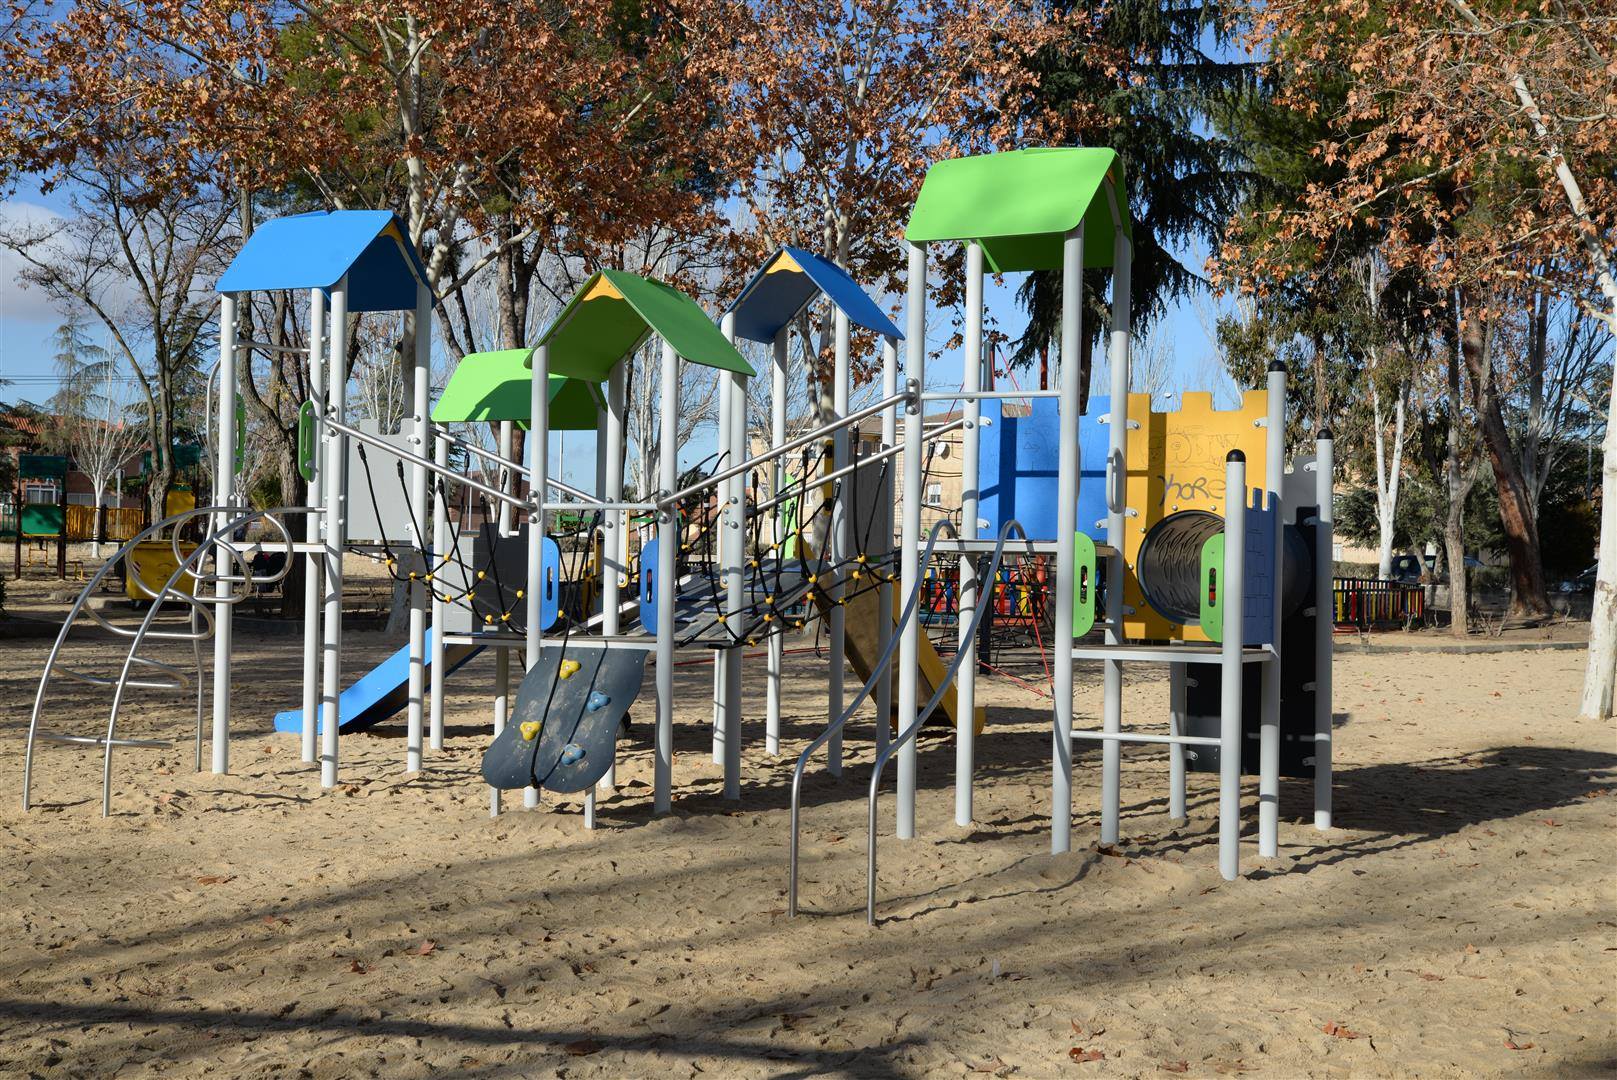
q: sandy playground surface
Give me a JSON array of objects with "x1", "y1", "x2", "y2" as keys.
[{"x1": 1, "y1": 609, "x2": 1614, "y2": 1078}]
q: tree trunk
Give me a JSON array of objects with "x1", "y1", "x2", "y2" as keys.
[
  {"x1": 91, "y1": 490, "x2": 105, "y2": 558},
  {"x1": 1580, "y1": 313, "x2": 1617, "y2": 718},
  {"x1": 1444, "y1": 331, "x2": 1470, "y2": 637},
  {"x1": 1457, "y1": 288, "x2": 1551, "y2": 617}
]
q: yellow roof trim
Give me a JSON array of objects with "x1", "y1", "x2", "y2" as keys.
[
  {"x1": 765, "y1": 251, "x2": 804, "y2": 275},
  {"x1": 582, "y1": 275, "x2": 625, "y2": 302}
]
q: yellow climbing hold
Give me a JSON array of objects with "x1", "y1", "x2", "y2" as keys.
[
  {"x1": 520, "y1": 720, "x2": 541, "y2": 741},
  {"x1": 559, "y1": 659, "x2": 582, "y2": 679}
]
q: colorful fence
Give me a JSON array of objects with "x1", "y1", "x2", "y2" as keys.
[{"x1": 1332, "y1": 577, "x2": 1426, "y2": 630}]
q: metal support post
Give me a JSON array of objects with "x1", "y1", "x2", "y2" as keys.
[
  {"x1": 1219, "y1": 451, "x2": 1247, "y2": 880},
  {"x1": 956, "y1": 241, "x2": 984, "y2": 826},
  {"x1": 897, "y1": 243, "x2": 927, "y2": 839},
  {"x1": 1052, "y1": 228, "x2": 1083, "y2": 852}
]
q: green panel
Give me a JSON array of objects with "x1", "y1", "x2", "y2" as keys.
[
  {"x1": 18, "y1": 453, "x2": 67, "y2": 480},
  {"x1": 1200, "y1": 533, "x2": 1224, "y2": 644},
  {"x1": 904, "y1": 148, "x2": 1129, "y2": 272},
  {"x1": 537, "y1": 270, "x2": 754, "y2": 380},
  {"x1": 432, "y1": 349, "x2": 601, "y2": 430},
  {"x1": 21, "y1": 503, "x2": 64, "y2": 537},
  {"x1": 1071, "y1": 531, "x2": 1098, "y2": 638},
  {"x1": 297, "y1": 400, "x2": 317, "y2": 482}
]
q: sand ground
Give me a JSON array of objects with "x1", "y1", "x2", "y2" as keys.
[{"x1": 1, "y1": 609, "x2": 1613, "y2": 1078}]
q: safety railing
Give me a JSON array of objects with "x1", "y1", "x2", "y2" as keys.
[{"x1": 865, "y1": 518, "x2": 1027, "y2": 925}]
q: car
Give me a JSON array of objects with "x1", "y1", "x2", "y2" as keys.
[{"x1": 1558, "y1": 563, "x2": 1598, "y2": 593}]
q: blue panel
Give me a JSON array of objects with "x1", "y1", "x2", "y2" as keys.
[
  {"x1": 216, "y1": 210, "x2": 428, "y2": 312},
  {"x1": 272, "y1": 626, "x2": 482, "y2": 734},
  {"x1": 640, "y1": 537, "x2": 659, "y2": 627},
  {"x1": 976, "y1": 396, "x2": 1108, "y2": 542},
  {"x1": 728, "y1": 248, "x2": 903, "y2": 344},
  {"x1": 1241, "y1": 493, "x2": 1278, "y2": 647}
]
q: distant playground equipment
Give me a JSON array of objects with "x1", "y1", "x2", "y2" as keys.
[
  {"x1": 10, "y1": 453, "x2": 70, "y2": 579},
  {"x1": 23, "y1": 148, "x2": 1334, "y2": 925}
]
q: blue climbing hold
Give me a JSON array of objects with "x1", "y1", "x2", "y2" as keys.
[
  {"x1": 560, "y1": 743, "x2": 586, "y2": 765},
  {"x1": 586, "y1": 691, "x2": 610, "y2": 712}
]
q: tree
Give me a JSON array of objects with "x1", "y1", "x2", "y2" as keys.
[
  {"x1": 49, "y1": 321, "x2": 144, "y2": 557},
  {"x1": 1010, "y1": 0, "x2": 1257, "y2": 401},
  {"x1": 1230, "y1": 0, "x2": 1615, "y2": 701}
]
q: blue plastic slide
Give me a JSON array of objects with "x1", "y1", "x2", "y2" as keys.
[{"x1": 273, "y1": 625, "x2": 483, "y2": 735}]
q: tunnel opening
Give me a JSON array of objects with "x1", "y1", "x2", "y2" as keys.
[{"x1": 1136, "y1": 510, "x2": 1224, "y2": 627}]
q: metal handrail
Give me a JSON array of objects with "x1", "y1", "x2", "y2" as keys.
[
  {"x1": 750, "y1": 417, "x2": 964, "y2": 520},
  {"x1": 659, "y1": 386, "x2": 915, "y2": 509},
  {"x1": 328, "y1": 415, "x2": 530, "y2": 513},
  {"x1": 788, "y1": 516, "x2": 958, "y2": 916},
  {"x1": 865, "y1": 518, "x2": 1028, "y2": 925}
]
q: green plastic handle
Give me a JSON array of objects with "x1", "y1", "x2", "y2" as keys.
[
  {"x1": 1071, "y1": 531, "x2": 1097, "y2": 638},
  {"x1": 1200, "y1": 533, "x2": 1224, "y2": 642},
  {"x1": 297, "y1": 400, "x2": 317, "y2": 483}
]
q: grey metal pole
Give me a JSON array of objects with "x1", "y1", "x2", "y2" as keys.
[
  {"x1": 1219, "y1": 451, "x2": 1247, "y2": 881},
  {"x1": 301, "y1": 288, "x2": 325, "y2": 765},
  {"x1": 526, "y1": 344, "x2": 550, "y2": 811},
  {"x1": 828, "y1": 307, "x2": 850, "y2": 777},
  {"x1": 319, "y1": 278, "x2": 350, "y2": 789},
  {"x1": 1314, "y1": 429, "x2": 1335, "y2": 829},
  {"x1": 767, "y1": 329, "x2": 788, "y2": 756},
  {"x1": 875, "y1": 334, "x2": 898, "y2": 757},
  {"x1": 897, "y1": 242, "x2": 927, "y2": 840},
  {"x1": 1168, "y1": 662, "x2": 1187, "y2": 820},
  {"x1": 212, "y1": 293, "x2": 239, "y2": 775},
  {"x1": 713, "y1": 371, "x2": 732, "y2": 767},
  {"x1": 1258, "y1": 360, "x2": 1287, "y2": 855},
  {"x1": 429, "y1": 434, "x2": 447, "y2": 751},
  {"x1": 1052, "y1": 227, "x2": 1083, "y2": 853},
  {"x1": 956, "y1": 240, "x2": 984, "y2": 827},
  {"x1": 1100, "y1": 231, "x2": 1130, "y2": 845},
  {"x1": 724, "y1": 364, "x2": 747, "y2": 800},
  {"x1": 490, "y1": 419, "x2": 515, "y2": 817},
  {"x1": 655, "y1": 338, "x2": 679, "y2": 814},
  {"x1": 599, "y1": 363, "x2": 627, "y2": 800},
  {"x1": 406, "y1": 284, "x2": 432, "y2": 774}
]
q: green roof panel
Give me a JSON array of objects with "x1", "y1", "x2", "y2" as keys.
[
  {"x1": 537, "y1": 270, "x2": 754, "y2": 379},
  {"x1": 432, "y1": 348, "x2": 601, "y2": 430},
  {"x1": 904, "y1": 148, "x2": 1129, "y2": 272}
]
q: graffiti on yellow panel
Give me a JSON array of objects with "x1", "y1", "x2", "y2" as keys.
[{"x1": 1120, "y1": 389, "x2": 1270, "y2": 642}]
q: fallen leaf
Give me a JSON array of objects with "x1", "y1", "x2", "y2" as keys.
[
  {"x1": 563, "y1": 1039, "x2": 603, "y2": 1056},
  {"x1": 1504, "y1": 1039, "x2": 1535, "y2": 1051},
  {"x1": 1416, "y1": 971, "x2": 1443, "y2": 982},
  {"x1": 348, "y1": 959, "x2": 368, "y2": 974},
  {"x1": 1210, "y1": 1061, "x2": 1255, "y2": 1075},
  {"x1": 1159, "y1": 1061, "x2": 1190, "y2": 1073},
  {"x1": 418, "y1": 939, "x2": 436, "y2": 956},
  {"x1": 1464, "y1": 944, "x2": 1479, "y2": 954},
  {"x1": 261, "y1": 744, "x2": 277, "y2": 754},
  {"x1": 195, "y1": 875, "x2": 234, "y2": 886},
  {"x1": 261, "y1": 915, "x2": 289, "y2": 927},
  {"x1": 1068, "y1": 1047, "x2": 1104, "y2": 1063},
  {"x1": 1323, "y1": 1021, "x2": 1364, "y2": 1039},
  {"x1": 1542, "y1": 819, "x2": 1561, "y2": 827},
  {"x1": 340, "y1": 784, "x2": 361, "y2": 796}
]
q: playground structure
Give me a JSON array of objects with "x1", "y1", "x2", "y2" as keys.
[{"x1": 22, "y1": 148, "x2": 1335, "y2": 923}]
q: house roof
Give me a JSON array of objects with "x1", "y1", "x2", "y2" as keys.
[
  {"x1": 726, "y1": 248, "x2": 903, "y2": 344},
  {"x1": 431, "y1": 349, "x2": 600, "y2": 430},
  {"x1": 904, "y1": 148, "x2": 1130, "y2": 273},
  {"x1": 535, "y1": 270, "x2": 754, "y2": 380},
  {"x1": 216, "y1": 210, "x2": 430, "y2": 313}
]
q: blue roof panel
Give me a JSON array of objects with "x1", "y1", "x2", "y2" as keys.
[
  {"x1": 727, "y1": 248, "x2": 902, "y2": 344},
  {"x1": 216, "y1": 210, "x2": 430, "y2": 312}
]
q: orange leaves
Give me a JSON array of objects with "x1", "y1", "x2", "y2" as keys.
[{"x1": 1322, "y1": 1020, "x2": 1366, "y2": 1040}]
